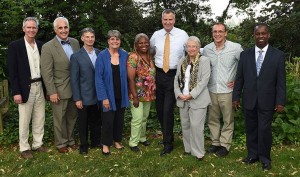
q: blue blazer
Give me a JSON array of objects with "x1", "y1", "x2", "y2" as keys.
[
  {"x1": 233, "y1": 45, "x2": 286, "y2": 110},
  {"x1": 95, "y1": 48, "x2": 129, "y2": 112},
  {"x1": 7, "y1": 38, "x2": 45, "y2": 103},
  {"x1": 70, "y1": 47, "x2": 100, "y2": 105}
]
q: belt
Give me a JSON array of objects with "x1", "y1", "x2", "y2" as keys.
[
  {"x1": 30, "y1": 78, "x2": 42, "y2": 83},
  {"x1": 155, "y1": 66, "x2": 177, "y2": 73}
]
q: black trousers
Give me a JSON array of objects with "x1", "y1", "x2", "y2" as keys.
[
  {"x1": 244, "y1": 104, "x2": 274, "y2": 164},
  {"x1": 78, "y1": 104, "x2": 101, "y2": 148},
  {"x1": 155, "y1": 67, "x2": 176, "y2": 146},
  {"x1": 101, "y1": 99, "x2": 125, "y2": 146}
]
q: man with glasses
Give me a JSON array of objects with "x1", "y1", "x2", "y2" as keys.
[{"x1": 203, "y1": 22, "x2": 243, "y2": 157}]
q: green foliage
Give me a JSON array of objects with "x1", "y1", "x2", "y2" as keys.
[{"x1": 272, "y1": 58, "x2": 300, "y2": 143}]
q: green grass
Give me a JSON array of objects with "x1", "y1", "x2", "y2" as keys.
[{"x1": 1, "y1": 135, "x2": 300, "y2": 177}]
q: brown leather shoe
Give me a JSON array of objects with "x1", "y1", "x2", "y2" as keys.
[
  {"x1": 58, "y1": 147, "x2": 69, "y2": 153},
  {"x1": 21, "y1": 150, "x2": 33, "y2": 159},
  {"x1": 33, "y1": 146, "x2": 48, "y2": 152},
  {"x1": 69, "y1": 144, "x2": 78, "y2": 150}
]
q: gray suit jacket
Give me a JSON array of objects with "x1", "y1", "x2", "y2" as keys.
[
  {"x1": 174, "y1": 56, "x2": 211, "y2": 109},
  {"x1": 41, "y1": 37, "x2": 80, "y2": 99},
  {"x1": 70, "y1": 47, "x2": 100, "y2": 105}
]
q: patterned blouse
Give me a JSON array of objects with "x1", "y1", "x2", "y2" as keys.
[{"x1": 127, "y1": 52, "x2": 156, "y2": 102}]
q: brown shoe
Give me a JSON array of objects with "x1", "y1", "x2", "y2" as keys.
[
  {"x1": 58, "y1": 147, "x2": 69, "y2": 153},
  {"x1": 21, "y1": 150, "x2": 33, "y2": 159},
  {"x1": 33, "y1": 146, "x2": 48, "y2": 152},
  {"x1": 68, "y1": 144, "x2": 78, "y2": 150}
]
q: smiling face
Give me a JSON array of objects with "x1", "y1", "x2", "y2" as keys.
[
  {"x1": 162, "y1": 12, "x2": 175, "y2": 32},
  {"x1": 107, "y1": 36, "x2": 121, "y2": 50},
  {"x1": 54, "y1": 19, "x2": 69, "y2": 40},
  {"x1": 81, "y1": 32, "x2": 95, "y2": 47},
  {"x1": 186, "y1": 40, "x2": 200, "y2": 59},
  {"x1": 23, "y1": 20, "x2": 38, "y2": 39},
  {"x1": 254, "y1": 25, "x2": 270, "y2": 49},
  {"x1": 136, "y1": 36, "x2": 149, "y2": 54},
  {"x1": 212, "y1": 24, "x2": 227, "y2": 45}
]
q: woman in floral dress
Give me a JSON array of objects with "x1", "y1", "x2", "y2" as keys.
[{"x1": 127, "y1": 33, "x2": 156, "y2": 152}]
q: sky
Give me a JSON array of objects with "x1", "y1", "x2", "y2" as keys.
[{"x1": 210, "y1": 0, "x2": 229, "y2": 17}]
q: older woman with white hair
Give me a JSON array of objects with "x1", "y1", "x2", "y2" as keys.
[{"x1": 174, "y1": 36, "x2": 211, "y2": 160}]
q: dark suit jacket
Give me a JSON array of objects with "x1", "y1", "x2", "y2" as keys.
[
  {"x1": 70, "y1": 47, "x2": 100, "y2": 105},
  {"x1": 233, "y1": 45, "x2": 286, "y2": 110},
  {"x1": 40, "y1": 37, "x2": 80, "y2": 99},
  {"x1": 7, "y1": 38, "x2": 44, "y2": 103}
]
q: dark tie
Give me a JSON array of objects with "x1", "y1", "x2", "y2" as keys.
[
  {"x1": 61, "y1": 40, "x2": 70, "y2": 45},
  {"x1": 256, "y1": 50, "x2": 263, "y2": 76}
]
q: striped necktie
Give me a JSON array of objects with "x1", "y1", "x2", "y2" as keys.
[
  {"x1": 163, "y1": 32, "x2": 170, "y2": 73},
  {"x1": 256, "y1": 50, "x2": 263, "y2": 76}
]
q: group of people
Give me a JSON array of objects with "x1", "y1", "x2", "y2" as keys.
[{"x1": 7, "y1": 8, "x2": 285, "y2": 172}]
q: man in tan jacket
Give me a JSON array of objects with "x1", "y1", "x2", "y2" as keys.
[{"x1": 41, "y1": 17, "x2": 79, "y2": 153}]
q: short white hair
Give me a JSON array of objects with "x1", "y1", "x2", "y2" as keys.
[
  {"x1": 22, "y1": 17, "x2": 39, "y2": 29},
  {"x1": 53, "y1": 17, "x2": 69, "y2": 30}
]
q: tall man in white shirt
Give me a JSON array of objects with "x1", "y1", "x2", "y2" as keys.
[
  {"x1": 7, "y1": 17, "x2": 47, "y2": 159},
  {"x1": 203, "y1": 22, "x2": 243, "y2": 157},
  {"x1": 150, "y1": 9, "x2": 189, "y2": 156}
]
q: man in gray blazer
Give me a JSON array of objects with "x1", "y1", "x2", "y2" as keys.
[
  {"x1": 70, "y1": 28, "x2": 101, "y2": 154},
  {"x1": 41, "y1": 17, "x2": 80, "y2": 153}
]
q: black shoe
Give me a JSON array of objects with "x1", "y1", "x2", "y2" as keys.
[
  {"x1": 130, "y1": 146, "x2": 140, "y2": 152},
  {"x1": 262, "y1": 162, "x2": 271, "y2": 171},
  {"x1": 102, "y1": 149, "x2": 111, "y2": 156},
  {"x1": 79, "y1": 145, "x2": 88, "y2": 154},
  {"x1": 79, "y1": 148, "x2": 88, "y2": 154},
  {"x1": 196, "y1": 156, "x2": 204, "y2": 161},
  {"x1": 242, "y1": 157, "x2": 259, "y2": 164},
  {"x1": 140, "y1": 140, "x2": 150, "y2": 146},
  {"x1": 207, "y1": 145, "x2": 220, "y2": 153},
  {"x1": 215, "y1": 146, "x2": 229, "y2": 157},
  {"x1": 160, "y1": 146, "x2": 173, "y2": 156}
]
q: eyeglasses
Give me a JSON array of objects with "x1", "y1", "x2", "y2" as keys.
[{"x1": 212, "y1": 30, "x2": 225, "y2": 34}]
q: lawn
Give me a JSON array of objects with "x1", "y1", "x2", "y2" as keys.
[{"x1": 0, "y1": 134, "x2": 299, "y2": 177}]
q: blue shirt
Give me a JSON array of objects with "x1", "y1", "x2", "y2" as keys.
[{"x1": 56, "y1": 36, "x2": 73, "y2": 60}]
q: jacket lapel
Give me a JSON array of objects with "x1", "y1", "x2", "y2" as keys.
[
  {"x1": 53, "y1": 37, "x2": 69, "y2": 62},
  {"x1": 20, "y1": 38, "x2": 31, "y2": 76},
  {"x1": 249, "y1": 48, "x2": 257, "y2": 77},
  {"x1": 80, "y1": 48, "x2": 95, "y2": 70},
  {"x1": 258, "y1": 46, "x2": 273, "y2": 76}
]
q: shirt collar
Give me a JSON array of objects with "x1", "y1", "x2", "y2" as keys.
[
  {"x1": 255, "y1": 44, "x2": 269, "y2": 53},
  {"x1": 56, "y1": 36, "x2": 69, "y2": 43},
  {"x1": 83, "y1": 46, "x2": 95, "y2": 54}
]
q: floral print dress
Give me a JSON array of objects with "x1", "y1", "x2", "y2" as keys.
[{"x1": 127, "y1": 52, "x2": 156, "y2": 102}]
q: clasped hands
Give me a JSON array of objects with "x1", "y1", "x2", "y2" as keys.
[{"x1": 178, "y1": 94, "x2": 193, "y2": 101}]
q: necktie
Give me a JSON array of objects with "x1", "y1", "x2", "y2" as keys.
[
  {"x1": 256, "y1": 50, "x2": 263, "y2": 76},
  {"x1": 163, "y1": 32, "x2": 170, "y2": 73},
  {"x1": 61, "y1": 40, "x2": 70, "y2": 45}
]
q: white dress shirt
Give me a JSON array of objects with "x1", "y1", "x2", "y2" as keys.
[
  {"x1": 150, "y1": 27, "x2": 189, "y2": 69},
  {"x1": 255, "y1": 44, "x2": 269, "y2": 63},
  {"x1": 24, "y1": 37, "x2": 41, "y2": 79}
]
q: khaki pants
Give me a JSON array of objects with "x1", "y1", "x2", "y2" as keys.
[
  {"x1": 180, "y1": 102, "x2": 207, "y2": 158},
  {"x1": 208, "y1": 92, "x2": 234, "y2": 150},
  {"x1": 19, "y1": 82, "x2": 45, "y2": 152},
  {"x1": 129, "y1": 101, "x2": 151, "y2": 147}
]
